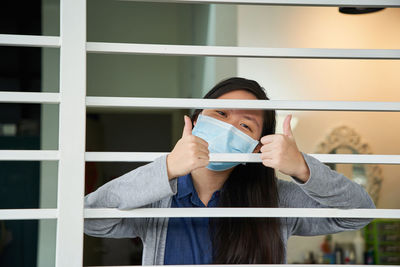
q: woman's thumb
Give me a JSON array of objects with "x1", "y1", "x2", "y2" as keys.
[
  {"x1": 283, "y1": 114, "x2": 294, "y2": 138},
  {"x1": 182, "y1": 115, "x2": 193, "y2": 137}
]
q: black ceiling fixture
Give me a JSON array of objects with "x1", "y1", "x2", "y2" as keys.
[{"x1": 339, "y1": 7, "x2": 385, "y2": 14}]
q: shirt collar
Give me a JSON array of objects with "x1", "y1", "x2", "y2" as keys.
[{"x1": 177, "y1": 173, "x2": 195, "y2": 199}]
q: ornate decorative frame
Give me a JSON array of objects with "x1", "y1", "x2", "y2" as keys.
[{"x1": 316, "y1": 125, "x2": 383, "y2": 205}]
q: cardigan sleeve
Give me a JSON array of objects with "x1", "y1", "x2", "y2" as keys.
[
  {"x1": 83, "y1": 154, "x2": 177, "y2": 239},
  {"x1": 279, "y1": 152, "x2": 376, "y2": 237}
]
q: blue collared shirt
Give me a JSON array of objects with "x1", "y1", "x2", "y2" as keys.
[{"x1": 164, "y1": 174, "x2": 220, "y2": 265}]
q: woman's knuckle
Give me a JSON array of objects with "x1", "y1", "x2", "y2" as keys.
[
  {"x1": 189, "y1": 159, "x2": 196, "y2": 167},
  {"x1": 189, "y1": 143, "x2": 196, "y2": 149}
]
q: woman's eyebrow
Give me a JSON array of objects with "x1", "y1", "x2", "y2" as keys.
[{"x1": 243, "y1": 115, "x2": 260, "y2": 128}]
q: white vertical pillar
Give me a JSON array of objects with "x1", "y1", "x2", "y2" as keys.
[{"x1": 56, "y1": 0, "x2": 86, "y2": 266}]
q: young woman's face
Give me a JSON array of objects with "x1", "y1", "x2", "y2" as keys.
[{"x1": 199, "y1": 90, "x2": 264, "y2": 141}]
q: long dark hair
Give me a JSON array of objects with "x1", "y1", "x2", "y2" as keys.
[{"x1": 191, "y1": 77, "x2": 284, "y2": 264}]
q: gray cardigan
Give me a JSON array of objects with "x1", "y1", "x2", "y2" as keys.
[{"x1": 84, "y1": 152, "x2": 375, "y2": 265}]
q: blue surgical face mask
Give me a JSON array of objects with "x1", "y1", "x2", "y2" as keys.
[{"x1": 191, "y1": 114, "x2": 259, "y2": 171}]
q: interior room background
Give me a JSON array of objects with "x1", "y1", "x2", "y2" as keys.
[{"x1": 0, "y1": 0, "x2": 399, "y2": 266}]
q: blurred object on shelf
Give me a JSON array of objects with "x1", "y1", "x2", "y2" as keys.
[
  {"x1": 319, "y1": 232, "x2": 366, "y2": 264},
  {"x1": 320, "y1": 235, "x2": 335, "y2": 263},
  {"x1": 365, "y1": 219, "x2": 400, "y2": 265},
  {"x1": 321, "y1": 234, "x2": 333, "y2": 254},
  {"x1": 304, "y1": 251, "x2": 316, "y2": 264},
  {"x1": 0, "y1": 123, "x2": 17, "y2": 136},
  {"x1": 354, "y1": 230, "x2": 366, "y2": 264},
  {"x1": 19, "y1": 119, "x2": 39, "y2": 136}
]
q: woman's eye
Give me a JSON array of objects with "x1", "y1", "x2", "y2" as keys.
[
  {"x1": 216, "y1": 110, "x2": 226, "y2": 116},
  {"x1": 240, "y1": 123, "x2": 252, "y2": 131}
]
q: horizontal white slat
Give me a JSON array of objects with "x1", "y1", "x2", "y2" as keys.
[
  {"x1": 86, "y1": 97, "x2": 400, "y2": 111},
  {"x1": 87, "y1": 42, "x2": 400, "y2": 59},
  {"x1": 119, "y1": 0, "x2": 400, "y2": 7},
  {"x1": 1, "y1": 150, "x2": 396, "y2": 164},
  {"x1": 86, "y1": 265, "x2": 393, "y2": 267},
  {"x1": 0, "y1": 150, "x2": 59, "y2": 161},
  {"x1": 86, "y1": 152, "x2": 168, "y2": 162},
  {"x1": 0, "y1": 34, "x2": 60, "y2": 48},
  {"x1": 85, "y1": 152, "x2": 400, "y2": 164},
  {"x1": 0, "y1": 209, "x2": 58, "y2": 220},
  {"x1": 0, "y1": 92, "x2": 60, "y2": 104},
  {"x1": 85, "y1": 208, "x2": 400, "y2": 219},
  {"x1": 313, "y1": 154, "x2": 400, "y2": 164}
]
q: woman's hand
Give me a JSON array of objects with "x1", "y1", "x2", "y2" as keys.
[
  {"x1": 260, "y1": 114, "x2": 310, "y2": 182},
  {"x1": 166, "y1": 115, "x2": 210, "y2": 180}
]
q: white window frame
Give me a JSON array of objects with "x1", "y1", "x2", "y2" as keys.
[{"x1": 0, "y1": 0, "x2": 399, "y2": 266}]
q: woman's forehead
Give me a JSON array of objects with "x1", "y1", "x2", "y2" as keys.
[
  {"x1": 229, "y1": 109, "x2": 263, "y2": 117},
  {"x1": 215, "y1": 89, "x2": 264, "y2": 118},
  {"x1": 217, "y1": 89, "x2": 258, "y2": 100}
]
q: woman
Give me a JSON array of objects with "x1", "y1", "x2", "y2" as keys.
[{"x1": 84, "y1": 77, "x2": 375, "y2": 265}]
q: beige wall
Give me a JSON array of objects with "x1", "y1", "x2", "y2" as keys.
[{"x1": 238, "y1": 6, "x2": 400, "y2": 263}]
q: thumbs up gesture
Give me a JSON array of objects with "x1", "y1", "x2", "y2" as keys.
[
  {"x1": 166, "y1": 115, "x2": 210, "y2": 180},
  {"x1": 260, "y1": 115, "x2": 310, "y2": 182}
]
